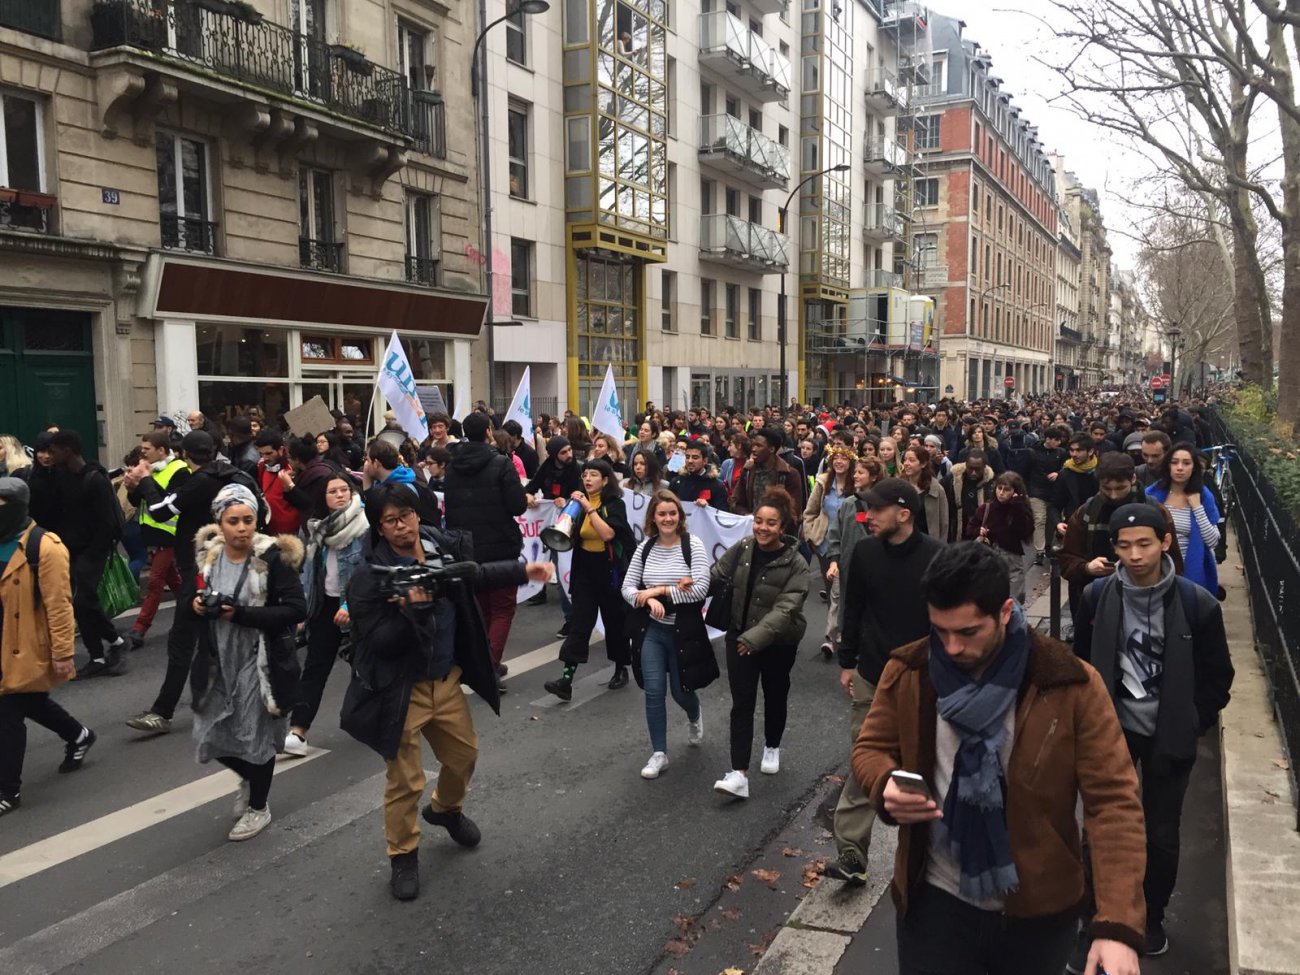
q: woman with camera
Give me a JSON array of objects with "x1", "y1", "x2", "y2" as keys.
[
  {"x1": 283, "y1": 473, "x2": 368, "y2": 758},
  {"x1": 544, "y1": 459, "x2": 636, "y2": 701},
  {"x1": 191, "y1": 483, "x2": 306, "y2": 842},
  {"x1": 622, "y1": 490, "x2": 710, "y2": 780},
  {"x1": 708, "y1": 487, "x2": 810, "y2": 799}
]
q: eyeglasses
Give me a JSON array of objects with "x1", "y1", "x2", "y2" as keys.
[{"x1": 380, "y1": 510, "x2": 418, "y2": 528}]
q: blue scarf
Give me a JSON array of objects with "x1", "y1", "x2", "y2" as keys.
[{"x1": 929, "y1": 602, "x2": 1030, "y2": 901}]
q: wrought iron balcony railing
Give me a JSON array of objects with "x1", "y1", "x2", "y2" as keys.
[
  {"x1": 409, "y1": 95, "x2": 446, "y2": 158},
  {"x1": 0, "y1": 189, "x2": 56, "y2": 233},
  {"x1": 299, "y1": 236, "x2": 343, "y2": 273},
  {"x1": 90, "y1": 0, "x2": 415, "y2": 139},
  {"x1": 160, "y1": 213, "x2": 218, "y2": 254},
  {"x1": 1, "y1": 0, "x2": 61, "y2": 38},
  {"x1": 405, "y1": 254, "x2": 439, "y2": 286}
]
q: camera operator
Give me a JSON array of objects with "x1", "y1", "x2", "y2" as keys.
[{"x1": 342, "y1": 483, "x2": 551, "y2": 902}]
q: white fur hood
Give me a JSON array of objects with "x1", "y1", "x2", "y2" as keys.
[{"x1": 194, "y1": 525, "x2": 305, "y2": 574}]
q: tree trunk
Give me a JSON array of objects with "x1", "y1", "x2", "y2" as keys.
[
  {"x1": 1269, "y1": 15, "x2": 1299, "y2": 428},
  {"x1": 1224, "y1": 80, "x2": 1273, "y2": 386}
]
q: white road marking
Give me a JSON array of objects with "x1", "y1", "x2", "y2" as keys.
[
  {"x1": 0, "y1": 747, "x2": 328, "y2": 888},
  {"x1": 462, "y1": 636, "x2": 601, "y2": 698},
  {"x1": 529, "y1": 665, "x2": 617, "y2": 711}
]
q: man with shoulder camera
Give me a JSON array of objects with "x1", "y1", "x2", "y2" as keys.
[{"x1": 343, "y1": 484, "x2": 551, "y2": 902}]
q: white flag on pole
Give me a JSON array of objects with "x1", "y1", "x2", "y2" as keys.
[
  {"x1": 590, "y1": 364, "x2": 624, "y2": 440},
  {"x1": 376, "y1": 330, "x2": 429, "y2": 442},
  {"x1": 503, "y1": 366, "x2": 533, "y2": 431}
]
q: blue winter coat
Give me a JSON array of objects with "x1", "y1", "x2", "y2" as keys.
[{"x1": 1145, "y1": 484, "x2": 1220, "y2": 594}]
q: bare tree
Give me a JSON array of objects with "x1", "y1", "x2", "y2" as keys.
[{"x1": 1044, "y1": 0, "x2": 1276, "y2": 390}]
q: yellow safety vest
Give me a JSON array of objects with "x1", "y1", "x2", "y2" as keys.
[{"x1": 139, "y1": 458, "x2": 187, "y2": 535}]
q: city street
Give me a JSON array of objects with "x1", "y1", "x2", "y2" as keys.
[{"x1": 0, "y1": 590, "x2": 857, "y2": 975}]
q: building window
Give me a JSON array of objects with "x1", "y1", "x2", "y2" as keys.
[
  {"x1": 406, "y1": 193, "x2": 441, "y2": 286},
  {"x1": 508, "y1": 103, "x2": 529, "y2": 198},
  {"x1": 505, "y1": 7, "x2": 526, "y2": 64},
  {"x1": 748, "y1": 287, "x2": 761, "y2": 340},
  {"x1": 915, "y1": 115, "x2": 940, "y2": 150},
  {"x1": 298, "y1": 168, "x2": 341, "y2": 272},
  {"x1": 725, "y1": 283, "x2": 739, "y2": 338},
  {"x1": 510, "y1": 238, "x2": 534, "y2": 316},
  {"x1": 0, "y1": 91, "x2": 44, "y2": 192},
  {"x1": 399, "y1": 22, "x2": 445, "y2": 157},
  {"x1": 157, "y1": 132, "x2": 214, "y2": 254},
  {"x1": 661, "y1": 270, "x2": 676, "y2": 331},
  {"x1": 700, "y1": 279, "x2": 714, "y2": 336},
  {"x1": 915, "y1": 177, "x2": 939, "y2": 207},
  {"x1": 914, "y1": 232, "x2": 937, "y2": 268}
]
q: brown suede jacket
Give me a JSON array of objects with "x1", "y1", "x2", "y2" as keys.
[{"x1": 851, "y1": 629, "x2": 1147, "y2": 953}]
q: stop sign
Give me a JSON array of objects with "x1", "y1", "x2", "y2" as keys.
[
  {"x1": 1003, "y1": 376, "x2": 1015, "y2": 388},
  {"x1": 1151, "y1": 377, "x2": 1165, "y2": 390}
]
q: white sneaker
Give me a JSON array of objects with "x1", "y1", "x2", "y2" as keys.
[
  {"x1": 761, "y1": 747, "x2": 780, "y2": 774},
  {"x1": 228, "y1": 805, "x2": 271, "y2": 841},
  {"x1": 282, "y1": 731, "x2": 308, "y2": 758},
  {"x1": 232, "y1": 780, "x2": 250, "y2": 818},
  {"x1": 640, "y1": 752, "x2": 669, "y2": 779},
  {"x1": 713, "y1": 770, "x2": 749, "y2": 798},
  {"x1": 688, "y1": 707, "x2": 704, "y2": 746}
]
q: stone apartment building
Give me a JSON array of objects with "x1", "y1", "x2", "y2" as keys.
[
  {"x1": 906, "y1": 11, "x2": 1057, "y2": 402},
  {"x1": 0, "y1": 0, "x2": 486, "y2": 463},
  {"x1": 1053, "y1": 196, "x2": 1082, "y2": 389},
  {"x1": 1051, "y1": 159, "x2": 1111, "y2": 388}
]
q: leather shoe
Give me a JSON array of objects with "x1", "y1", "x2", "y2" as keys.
[
  {"x1": 390, "y1": 851, "x2": 419, "y2": 901},
  {"x1": 607, "y1": 665, "x2": 629, "y2": 690},
  {"x1": 422, "y1": 806, "x2": 482, "y2": 848},
  {"x1": 544, "y1": 676, "x2": 573, "y2": 701}
]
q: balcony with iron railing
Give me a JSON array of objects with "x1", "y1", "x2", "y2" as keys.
[
  {"x1": 405, "y1": 254, "x2": 440, "y2": 286},
  {"x1": 698, "y1": 114, "x2": 791, "y2": 189},
  {"x1": 699, "y1": 214, "x2": 789, "y2": 273},
  {"x1": 89, "y1": 0, "x2": 417, "y2": 142},
  {"x1": 863, "y1": 202, "x2": 904, "y2": 240},
  {"x1": 865, "y1": 68, "x2": 908, "y2": 114},
  {"x1": 1, "y1": 0, "x2": 61, "y2": 38},
  {"x1": 160, "y1": 213, "x2": 218, "y2": 254},
  {"x1": 0, "y1": 188, "x2": 56, "y2": 234},
  {"x1": 409, "y1": 93, "x2": 446, "y2": 159},
  {"x1": 863, "y1": 136, "x2": 908, "y2": 174},
  {"x1": 698, "y1": 12, "x2": 791, "y2": 103},
  {"x1": 299, "y1": 237, "x2": 343, "y2": 273}
]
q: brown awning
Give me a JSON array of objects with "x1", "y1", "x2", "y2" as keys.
[{"x1": 152, "y1": 259, "x2": 487, "y2": 337}]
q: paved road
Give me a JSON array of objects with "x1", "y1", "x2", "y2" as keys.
[{"x1": 0, "y1": 586, "x2": 852, "y2": 974}]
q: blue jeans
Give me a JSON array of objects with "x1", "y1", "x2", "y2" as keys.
[{"x1": 640, "y1": 620, "x2": 700, "y2": 753}]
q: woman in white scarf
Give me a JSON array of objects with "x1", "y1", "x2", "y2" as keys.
[{"x1": 284, "y1": 474, "x2": 368, "y2": 756}]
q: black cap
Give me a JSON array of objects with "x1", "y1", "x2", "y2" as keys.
[
  {"x1": 181, "y1": 430, "x2": 215, "y2": 456},
  {"x1": 860, "y1": 476, "x2": 921, "y2": 514},
  {"x1": 1108, "y1": 502, "x2": 1168, "y2": 539}
]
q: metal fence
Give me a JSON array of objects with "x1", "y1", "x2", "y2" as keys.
[{"x1": 1213, "y1": 410, "x2": 1300, "y2": 826}]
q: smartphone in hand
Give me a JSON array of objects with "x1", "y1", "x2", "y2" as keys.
[{"x1": 889, "y1": 769, "x2": 932, "y2": 800}]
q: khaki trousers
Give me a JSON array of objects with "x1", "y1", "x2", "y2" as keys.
[
  {"x1": 833, "y1": 671, "x2": 878, "y2": 860},
  {"x1": 384, "y1": 667, "x2": 479, "y2": 857}
]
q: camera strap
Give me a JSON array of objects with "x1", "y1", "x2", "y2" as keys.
[{"x1": 213, "y1": 553, "x2": 253, "y2": 661}]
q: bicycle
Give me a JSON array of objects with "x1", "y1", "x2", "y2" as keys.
[{"x1": 1205, "y1": 443, "x2": 1236, "y2": 521}]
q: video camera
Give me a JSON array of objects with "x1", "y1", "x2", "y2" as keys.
[{"x1": 371, "y1": 558, "x2": 479, "y2": 601}]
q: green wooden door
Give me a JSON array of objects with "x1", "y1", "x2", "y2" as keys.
[{"x1": 0, "y1": 308, "x2": 97, "y2": 441}]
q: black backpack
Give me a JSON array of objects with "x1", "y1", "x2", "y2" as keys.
[{"x1": 24, "y1": 526, "x2": 47, "y2": 608}]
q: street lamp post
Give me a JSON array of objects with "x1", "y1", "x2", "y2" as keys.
[
  {"x1": 778, "y1": 162, "x2": 850, "y2": 408},
  {"x1": 1164, "y1": 323, "x2": 1182, "y2": 397},
  {"x1": 474, "y1": 0, "x2": 549, "y2": 411}
]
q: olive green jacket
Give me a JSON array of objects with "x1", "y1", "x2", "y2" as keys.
[{"x1": 709, "y1": 535, "x2": 810, "y2": 652}]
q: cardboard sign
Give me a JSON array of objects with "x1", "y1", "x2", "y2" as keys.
[
  {"x1": 283, "y1": 395, "x2": 336, "y2": 438},
  {"x1": 417, "y1": 385, "x2": 448, "y2": 416}
]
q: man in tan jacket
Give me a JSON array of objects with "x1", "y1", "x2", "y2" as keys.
[
  {"x1": 852, "y1": 541, "x2": 1146, "y2": 975},
  {"x1": 0, "y1": 477, "x2": 95, "y2": 816}
]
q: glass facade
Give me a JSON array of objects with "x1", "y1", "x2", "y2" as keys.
[{"x1": 574, "y1": 252, "x2": 640, "y2": 416}]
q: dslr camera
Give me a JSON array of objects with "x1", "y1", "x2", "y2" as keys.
[{"x1": 198, "y1": 589, "x2": 237, "y2": 613}]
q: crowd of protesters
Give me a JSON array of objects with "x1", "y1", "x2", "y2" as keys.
[{"x1": 0, "y1": 384, "x2": 1240, "y2": 970}]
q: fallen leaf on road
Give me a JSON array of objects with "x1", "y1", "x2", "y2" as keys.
[
  {"x1": 802, "y1": 858, "x2": 827, "y2": 888},
  {"x1": 780, "y1": 846, "x2": 804, "y2": 858},
  {"x1": 672, "y1": 914, "x2": 696, "y2": 937},
  {"x1": 749, "y1": 943, "x2": 767, "y2": 957},
  {"x1": 664, "y1": 940, "x2": 691, "y2": 957},
  {"x1": 675, "y1": 878, "x2": 697, "y2": 890},
  {"x1": 751, "y1": 868, "x2": 780, "y2": 888},
  {"x1": 823, "y1": 773, "x2": 845, "y2": 785},
  {"x1": 720, "y1": 907, "x2": 742, "y2": 921},
  {"x1": 1274, "y1": 758, "x2": 1291, "y2": 770},
  {"x1": 722, "y1": 968, "x2": 746, "y2": 974},
  {"x1": 724, "y1": 874, "x2": 743, "y2": 891}
]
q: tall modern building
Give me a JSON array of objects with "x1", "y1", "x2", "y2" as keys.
[
  {"x1": 482, "y1": 0, "x2": 932, "y2": 414},
  {"x1": 903, "y1": 11, "x2": 1057, "y2": 400},
  {"x1": 0, "y1": 0, "x2": 486, "y2": 461}
]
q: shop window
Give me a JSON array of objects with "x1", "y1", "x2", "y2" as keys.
[{"x1": 301, "y1": 335, "x2": 375, "y2": 364}]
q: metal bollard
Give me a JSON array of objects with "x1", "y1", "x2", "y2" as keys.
[{"x1": 1049, "y1": 552, "x2": 1062, "y2": 641}]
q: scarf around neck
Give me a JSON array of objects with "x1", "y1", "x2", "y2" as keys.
[
  {"x1": 1063, "y1": 455, "x2": 1098, "y2": 475},
  {"x1": 306, "y1": 493, "x2": 368, "y2": 563},
  {"x1": 929, "y1": 601, "x2": 1031, "y2": 901}
]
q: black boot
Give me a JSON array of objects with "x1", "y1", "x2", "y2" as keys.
[
  {"x1": 422, "y1": 806, "x2": 482, "y2": 847},
  {"x1": 544, "y1": 674, "x2": 573, "y2": 701},
  {"x1": 607, "y1": 665, "x2": 629, "y2": 690},
  {"x1": 390, "y1": 851, "x2": 419, "y2": 901},
  {"x1": 525, "y1": 588, "x2": 548, "y2": 606}
]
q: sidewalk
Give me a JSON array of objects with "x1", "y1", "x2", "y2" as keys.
[{"x1": 746, "y1": 545, "x2": 1297, "y2": 975}]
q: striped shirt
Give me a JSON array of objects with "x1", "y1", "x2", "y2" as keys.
[
  {"x1": 621, "y1": 534, "x2": 711, "y2": 624},
  {"x1": 1168, "y1": 503, "x2": 1220, "y2": 559}
]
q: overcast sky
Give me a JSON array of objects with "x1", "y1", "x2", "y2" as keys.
[{"x1": 928, "y1": 1, "x2": 1149, "y2": 268}]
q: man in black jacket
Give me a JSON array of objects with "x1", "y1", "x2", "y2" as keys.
[
  {"x1": 668, "y1": 441, "x2": 730, "y2": 511},
  {"x1": 1026, "y1": 426, "x2": 1067, "y2": 564},
  {"x1": 443, "y1": 412, "x2": 528, "y2": 690},
  {"x1": 342, "y1": 484, "x2": 550, "y2": 902},
  {"x1": 126, "y1": 431, "x2": 264, "y2": 734},
  {"x1": 47, "y1": 431, "x2": 127, "y2": 677},
  {"x1": 828, "y1": 478, "x2": 943, "y2": 887},
  {"x1": 1074, "y1": 504, "x2": 1234, "y2": 958},
  {"x1": 224, "y1": 416, "x2": 260, "y2": 478},
  {"x1": 502, "y1": 420, "x2": 539, "y2": 479}
]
